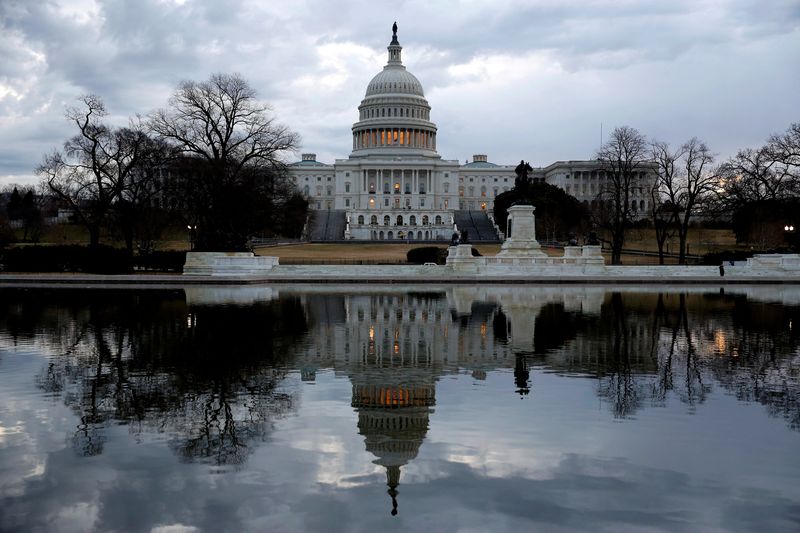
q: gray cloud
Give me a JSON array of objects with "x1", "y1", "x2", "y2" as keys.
[{"x1": 1, "y1": 0, "x2": 799, "y2": 186}]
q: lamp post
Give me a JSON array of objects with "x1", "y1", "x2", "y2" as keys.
[
  {"x1": 784, "y1": 224, "x2": 796, "y2": 250},
  {"x1": 187, "y1": 225, "x2": 197, "y2": 251}
]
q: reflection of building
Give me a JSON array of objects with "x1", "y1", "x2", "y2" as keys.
[
  {"x1": 289, "y1": 286, "x2": 609, "y2": 514},
  {"x1": 288, "y1": 25, "x2": 657, "y2": 241}
]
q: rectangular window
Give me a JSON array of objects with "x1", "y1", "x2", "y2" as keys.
[
  {"x1": 345, "y1": 198, "x2": 350, "y2": 207},
  {"x1": 420, "y1": 198, "x2": 425, "y2": 207}
]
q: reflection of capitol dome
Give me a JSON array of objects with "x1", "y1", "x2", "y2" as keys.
[
  {"x1": 351, "y1": 24, "x2": 438, "y2": 157},
  {"x1": 353, "y1": 380, "x2": 435, "y2": 516}
]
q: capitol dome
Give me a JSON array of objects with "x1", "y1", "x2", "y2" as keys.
[
  {"x1": 365, "y1": 68, "x2": 424, "y2": 97},
  {"x1": 351, "y1": 23, "x2": 438, "y2": 157}
]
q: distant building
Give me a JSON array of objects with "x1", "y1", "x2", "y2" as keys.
[{"x1": 289, "y1": 25, "x2": 656, "y2": 241}]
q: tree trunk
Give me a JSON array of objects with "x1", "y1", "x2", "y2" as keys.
[
  {"x1": 678, "y1": 226, "x2": 688, "y2": 264},
  {"x1": 89, "y1": 226, "x2": 101, "y2": 248}
]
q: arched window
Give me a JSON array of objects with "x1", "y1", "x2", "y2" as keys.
[
  {"x1": 422, "y1": 215, "x2": 429, "y2": 225},
  {"x1": 388, "y1": 231, "x2": 394, "y2": 239},
  {"x1": 357, "y1": 215, "x2": 364, "y2": 224},
  {"x1": 379, "y1": 231, "x2": 384, "y2": 239},
  {"x1": 410, "y1": 215, "x2": 417, "y2": 225},
  {"x1": 408, "y1": 232, "x2": 414, "y2": 240},
  {"x1": 370, "y1": 215, "x2": 378, "y2": 225},
  {"x1": 435, "y1": 215, "x2": 442, "y2": 224},
  {"x1": 383, "y1": 215, "x2": 390, "y2": 226},
  {"x1": 417, "y1": 231, "x2": 423, "y2": 240},
  {"x1": 396, "y1": 215, "x2": 403, "y2": 225}
]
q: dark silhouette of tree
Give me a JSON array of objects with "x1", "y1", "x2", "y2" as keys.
[
  {"x1": 651, "y1": 138, "x2": 717, "y2": 264},
  {"x1": 37, "y1": 95, "x2": 163, "y2": 250},
  {"x1": 150, "y1": 74, "x2": 300, "y2": 250},
  {"x1": 714, "y1": 122, "x2": 800, "y2": 216},
  {"x1": 595, "y1": 126, "x2": 649, "y2": 264},
  {"x1": 493, "y1": 181, "x2": 588, "y2": 241},
  {"x1": 730, "y1": 198, "x2": 800, "y2": 249}
]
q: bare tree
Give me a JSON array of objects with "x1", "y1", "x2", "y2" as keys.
[
  {"x1": 766, "y1": 122, "x2": 800, "y2": 194},
  {"x1": 595, "y1": 126, "x2": 648, "y2": 264},
  {"x1": 651, "y1": 138, "x2": 716, "y2": 264},
  {"x1": 715, "y1": 122, "x2": 800, "y2": 212},
  {"x1": 37, "y1": 96, "x2": 159, "y2": 250},
  {"x1": 149, "y1": 73, "x2": 300, "y2": 250}
]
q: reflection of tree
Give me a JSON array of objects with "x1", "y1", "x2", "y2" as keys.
[
  {"x1": 0, "y1": 289, "x2": 307, "y2": 465},
  {"x1": 596, "y1": 293, "x2": 647, "y2": 418},
  {"x1": 649, "y1": 294, "x2": 710, "y2": 409},
  {"x1": 706, "y1": 299, "x2": 800, "y2": 430}
]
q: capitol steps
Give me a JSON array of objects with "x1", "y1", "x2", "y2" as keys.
[
  {"x1": 308, "y1": 210, "x2": 347, "y2": 241},
  {"x1": 453, "y1": 210, "x2": 502, "y2": 243}
]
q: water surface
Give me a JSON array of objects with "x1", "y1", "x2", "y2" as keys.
[{"x1": 0, "y1": 285, "x2": 799, "y2": 532}]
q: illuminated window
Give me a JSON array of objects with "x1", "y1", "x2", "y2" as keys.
[{"x1": 394, "y1": 183, "x2": 400, "y2": 194}]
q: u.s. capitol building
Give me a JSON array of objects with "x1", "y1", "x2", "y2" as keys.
[{"x1": 289, "y1": 25, "x2": 655, "y2": 241}]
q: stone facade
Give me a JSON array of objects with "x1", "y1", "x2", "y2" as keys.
[{"x1": 288, "y1": 25, "x2": 657, "y2": 241}]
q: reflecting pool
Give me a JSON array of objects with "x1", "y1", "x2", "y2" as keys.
[{"x1": 0, "y1": 285, "x2": 799, "y2": 532}]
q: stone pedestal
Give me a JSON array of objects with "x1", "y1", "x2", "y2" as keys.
[
  {"x1": 183, "y1": 252, "x2": 279, "y2": 276},
  {"x1": 497, "y1": 204, "x2": 547, "y2": 258},
  {"x1": 445, "y1": 244, "x2": 478, "y2": 271}
]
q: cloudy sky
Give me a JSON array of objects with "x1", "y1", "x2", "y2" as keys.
[{"x1": 1, "y1": 0, "x2": 798, "y2": 187}]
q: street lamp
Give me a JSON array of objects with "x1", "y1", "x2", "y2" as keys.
[
  {"x1": 785, "y1": 224, "x2": 796, "y2": 250},
  {"x1": 187, "y1": 224, "x2": 197, "y2": 250}
]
